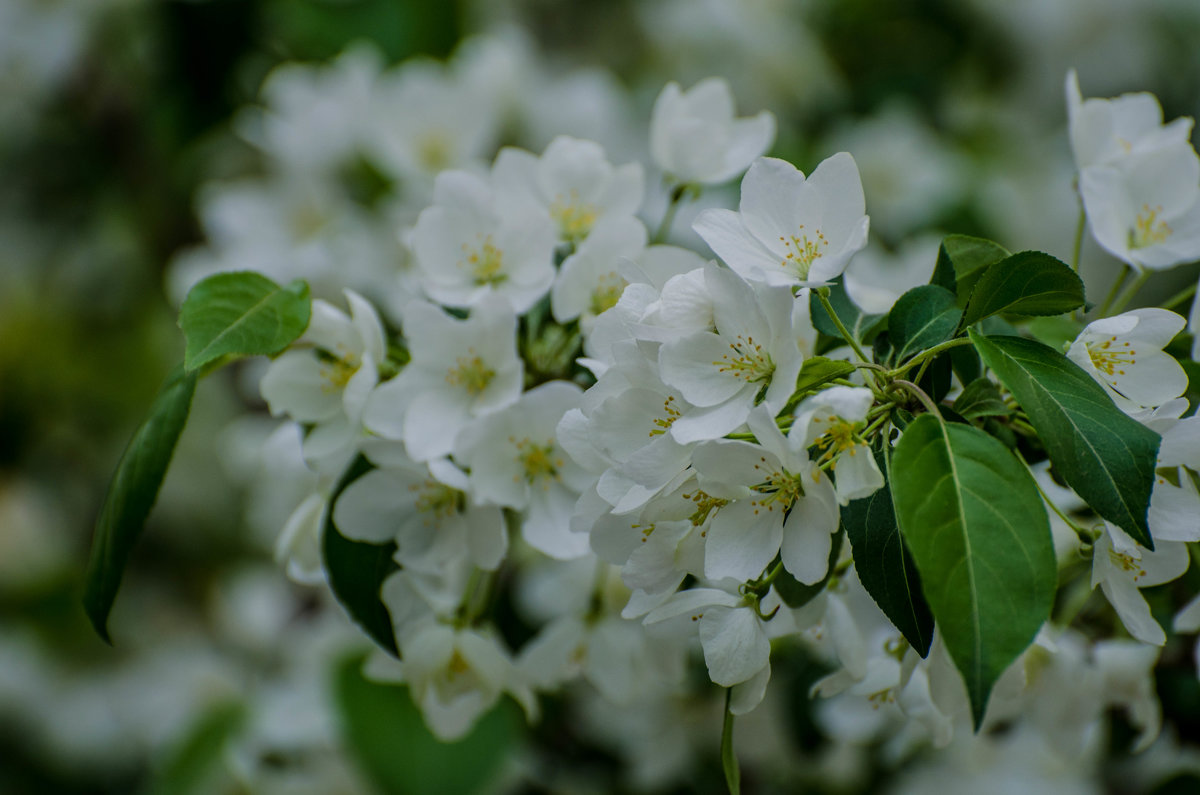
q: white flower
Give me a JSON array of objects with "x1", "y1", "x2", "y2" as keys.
[
  {"x1": 1148, "y1": 414, "x2": 1200, "y2": 543},
  {"x1": 1065, "y1": 69, "x2": 1194, "y2": 172},
  {"x1": 332, "y1": 441, "x2": 507, "y2": 573},
  {"x1": 363, "y1": 298, "x2": 522, "y2": 461},
  {"x1": 649, "y1": 77, "x2": 775, "y2": 186},
  {"x1": 454, "y1": 381, "x2": 592, "y2": 559},
  {"x1": 551, "y1": 215, "x2": 648, "y2": 325},
  {"x1": 693, "y1": 154, "x2": 869, "y2": 288},
  {"x1": 492, "y1": 136, "x2": 644, "y2": 245},
  {"x1": 691, "y1": 408, "x2": 840, "y2": 584},
  {"x1": 1079, "y1": 141, "x2": 1200, "y2": 271},
  {"x1": 791, "y1": 386, "x2": 883, "y2": 504},
  {"x1": 1066, "y1": 308, "x2": 1187, "y2": 412},
  {"x1": 643, "y1": 586, "x2": 774, "y2": 710},
  {"x1": 411, "y1": 169, "x2": 557, "y2": 313},
  {"x1": 658, "y1": 264, "x2": 804, "y2": 443},
  {"x1": 259, "y1": 289, "x2": 386, "y2": 466},
  {"x1": 1091, "y1": 522, "x2": 1189, "y2": 646},
  {"x1": 366, "y1": 622, "x2": 534, "y2": 741}
]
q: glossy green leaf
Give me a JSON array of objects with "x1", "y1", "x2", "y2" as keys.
[
  {"x1": 84, "y1": 365, "x2": 197, "y2": 643},
  {"x1": 179, "y1": 272, "x2": 311, "y2": 372},
  {"x1": 794, "y1": 356, "x2": 857, "y2": 397},
  {"x1": 810, "y1": 278, "x2": 886, "y2": 343},
  {"x1": 888, "y1": 284, "x2": 961, "y2": 364},
  {"x1": 961, "y1": 251, "x2": 1085, "y2": 327},
  {"x1": 891, "y1": 414, "x2": 1055, "y2": 728},
  {"x1": 333, "y1": 653, "x2": 521, "y2": 795},
  {"x1": 952, "y1": 378, "x2": 1013, "y2": 420},
  {"x1": 934, "y1": 235, "x2": 1011, "y2": 307},
  {"x1": 324, "y1": 456, "x2": 401, "y2": 655},
  {"x1": 842, "y1": 452, "x2": 934, "y2": 656},
  {"x1": 970, "y1": 331, "x2": 1160, "y2": 548}
]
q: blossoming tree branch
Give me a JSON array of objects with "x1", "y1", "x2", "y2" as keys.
[{"x1": 83, "y1": 71, "x2": 1200, "y2": 791}]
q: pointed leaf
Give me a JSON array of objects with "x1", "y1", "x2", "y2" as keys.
[
  {"x1": 180, "y1": 272, "x2": 311, "y2": 372},
  {"x1": 325, "y1": 456, "x2": 401, "y2": 655},
  {"x1": 961, "y1": 251, "x2": 1085, "y2": 327},
  {"x1": 952, "y1": 378, "x2": 1013, "y2": 420},
  {"x1": 889, "y1": 284, "x2": 961, "y2": 363},
  {"x1": 794, "y1": 356, "x2": 857, "y2": 397},
  {"x1": 935, "y1": 235, "x2": 1011, "y2": 307},
  {"x1": 970, "y1": 331, "x2": 1160, "y2": 548},
  {"x1": 891, "y1": 415, "x2": 1056, "y2": 728},
  {"x1": 84, "y1": 365, "x2": 197, "y2": 642},
  {"x1": 843, "y1": 451, "x2": 934, "y2": 656}
]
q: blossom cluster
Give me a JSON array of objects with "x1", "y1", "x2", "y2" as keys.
[{"x1": 128, "y1": 42, "x2": 1200, "y2": 787}]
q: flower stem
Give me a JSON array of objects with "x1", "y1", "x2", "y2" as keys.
[
  {"x1": 886, "y1": 337, "x2": 974, "y2": 379},
  {"x1": 815, "y1": 289, "x2": 872, "y2": 367},
  {"x1": 1107, "y1": 268, "x2": 1151, "y2": 316},
  {"x1": 890, "y1": 379, "x2": 941, "y2": 418},
  {"x1": 653, "y1": 183, "x2": 692, "y2": 244},
  {"x1": 1095, "y1": 265, "x2": 1131, "y2": 317},
  {"x1": 1071, "y1": 206, "x2": 1086, "y2": 274},
  {"x1": 721, "y1": 689, "x2": 741, "y2": 795},
  {"x1": 1161, "y1": 281, "x2": 1198, "y2": 312}
]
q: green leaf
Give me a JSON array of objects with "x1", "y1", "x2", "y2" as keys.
[
  {"x1": 794, "y1": 356, "x2": 857, "y2": 397},
  {"x1": 935, "y1": 235, "x2": 1011, "y2": 307},
  {"x1": 774, "y1": 530, "x2": 845, "y2": 608},
  {"x1": 970, "y1": 331, "x2": 1161, "y2": 548},
  {"x1": 961, "y1": 251, "x2": 1085, "y2": 327},
  {"x1": 179, "y1": 272, "x2": 311, "y2": 373},
  {"x1": 842, "y1": 451, "x2": 934, "y2": 656},
  {"x1": 888, "y1": 284, "x2": 961, "y2": 363},
  {"x1": 84, "y1": 365, "x2": 197, "y2": 643},
  {"x1": 891, "y1": 415, "x2": 1056, "y2": 727},
  {"x1": 152, "y1": 701, "x2": 246, "y2": 795},
  {"x1": 810, "y1": 278, "x2": 886, "y2": 343},
  {"x1": 333, "y1": 653, "x2": 521, "y2": 795},
  {"x1": 324, "y1": 455, "x2": 401, "y2": 655},
  {"x1": 952, "y1": 378, "x2": 1013, "y2": 420}
]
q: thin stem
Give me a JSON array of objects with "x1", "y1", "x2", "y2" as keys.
[
  {"x1": 1109, "y1": 269, "x2": 1152, "y2": 316},
  {"x1": 1095, "y1": 265, "x2": 1131, "y2": 317},
  {"x1": 653, "y1": 183, "x2": 691, "y2": 244},
  {"x1": 721, "y1": 689, "x2": 741, "y2": 795},
  {"x1": 1070, "y1": 206, "x2": 1086, "y2": 274},
  {"x1": 1161, "y1": 281, "x2": 1198, "y2": 312},
  {"x1": 815, "y1": 290, "x2": 872, "y2": 367},
  {"x1": 861, "y1": 412, "x2": 890, "y2": 442},
  {"x1": 891, "y1": 379, "x2": 941, "y2": 418},
  {"x1": 886, "y1": 337, "x2": 974, "y2": 378}
]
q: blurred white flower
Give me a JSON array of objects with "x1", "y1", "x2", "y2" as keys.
[{"x1": 650, "y1": 77, "x2": 775, "y2": 186}]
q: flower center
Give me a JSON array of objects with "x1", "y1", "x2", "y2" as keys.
[
  {"x1": 648, "y1": 395, "x2": 683, "y2": 436},
  {"x1": 512, "y1": 437, "x2": 562, "y2": 483},
  {"x1": 812, "y1": 416, "x2": 861, "y2": 469},
  {"x1": 778, "y1": 225, "x2": 828, "y2": 278},
  {"x1": 463, "y1": 237, "x2": 508, "y2": 286},
  {"x1": 1086, "y1": 337, "x2": 1137, "y2": 377},
  {"x1": 1130, "y1": 204, "x2": 1172, "y2": 249},
  {"x1": 1107, "y1": 547, "x2": 1148, "y2": 582},
  {"x1": 590, "y1": 272, "x2": 628, "y2": 316},
  {"x1": 550, "y1": 191, "x2": 599, "y2": 242},
  {"x1": 750, "y1": 456, "x2": 807, "y2": 514},
  {"x1": 446, "y1": 352, "x2": 496, "y2": 396},
  {"x1": 317, "y1": 346, "x2": 361, "y2": 391},
  {"x1": 411, "y1": 479, "x2": 464, "y2": 522},
  {"x1": 683, "y1": 489, "x2": 728, "y2": 526},
  {"x1": 714, "y1": 334, "x2": 775, "y2": 384},
  {"x1": 417, "y1": 133, "x2": 452, "y2": 173}
]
